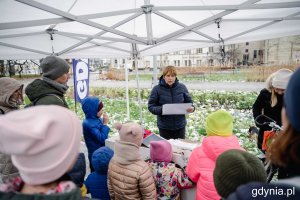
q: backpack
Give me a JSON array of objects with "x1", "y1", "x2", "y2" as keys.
[{"x1": 25, "y1": 94, "x2": 64, "y2": 108}]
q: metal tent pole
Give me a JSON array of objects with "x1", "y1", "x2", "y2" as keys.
[{"x1": 125, "y1": 59, "x2": 130, "y2": 120}]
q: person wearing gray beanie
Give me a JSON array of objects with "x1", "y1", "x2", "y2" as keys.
[
  {"x1": 25, "y1": 56, "x2": 70, "y2": 108},
  {"x1": 24, "y1": 56, "x2": 87, "y2": 188},
  {"x1": 213, "y1": 149, "x2": 267, "y2": 198},
  {"x1": 41, "y1": 56, "x2": 70, "y2": 80}
]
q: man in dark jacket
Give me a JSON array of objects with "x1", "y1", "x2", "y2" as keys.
[
  {"x1": 148, "y1": 66, "x2": 194, "y2": 139},
  {"x1": 25, "y1": 56, "x2": 70, "y2": 107},
  {"x1": 25, "y1": 56, "x2": 86, "y2": 187}
]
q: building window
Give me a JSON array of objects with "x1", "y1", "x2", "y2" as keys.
[
  {"x1": 245, "y1": 49, "x2": 248, "y2": 53},
  {"x1": 246, "y1": 42, "x2": 249, "y2": 45},
  {"x1": 197, "y1": 48, "x2": 203, "y2": 53},
  {"x1": 243, "y1": 54, "x2": 249, "y2": 61},
  {"x1": 185, "y1": 50, "x2": 191, "y2": 54},
  {"x1": 253, "y1": 50, "x2": 257, "y2": 59},
  {"x1": 184, "y1": 60, "x2": 192, "y2": 66},
  {"x1": 178, "y1": 60, "x2": 180, "y2": 66},
  {"x1": 209, "y1": 47, "x2": 214, "y2": 53},
  {"x1": 197, "y1": 60, "x2": 202, "y2": 66}
]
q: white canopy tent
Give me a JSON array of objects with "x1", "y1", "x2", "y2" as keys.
[
  {"x1": 1, "y1": 0, "x2": 300, "y2": 60},
  {"x1": 1, "y1": 0, "x2": 300, "y2": 122}
]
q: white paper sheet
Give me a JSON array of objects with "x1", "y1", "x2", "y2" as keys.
[{"x1": 162, "y1": 103, "x2": 192, "y2": 115}]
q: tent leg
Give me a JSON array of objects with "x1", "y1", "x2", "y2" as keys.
[
  {"x1": 125, "y1": 59, "x2": 130, "y2": 120},
  {"x1": 135, "y1": 58, "x2": 143, "y2": 123}
]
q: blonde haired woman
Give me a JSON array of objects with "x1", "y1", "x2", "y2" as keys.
[{"x1": 253, "y1": 68, "x2": 293, "y2": 152}]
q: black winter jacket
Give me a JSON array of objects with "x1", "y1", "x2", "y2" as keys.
[
  {"x1": 148, "y1": 76, "x2": 193, "y2": 130},
  {"x1": 252, "y1": 88, "x2": 283, "y2": 150}
]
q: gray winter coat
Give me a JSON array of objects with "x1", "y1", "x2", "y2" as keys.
[{"x1": 0, "y1": 77, "x2": 21, "y2": 183}]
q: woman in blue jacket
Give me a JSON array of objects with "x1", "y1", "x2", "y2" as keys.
[
  {"x1": 82, "y1": 96, "x2": 110, "y2": 172},
  {"x1": 148, "y1": 66, "x2": 194, "y2": 139}
]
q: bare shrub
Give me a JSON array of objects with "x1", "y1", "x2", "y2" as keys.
[
  {"x1": 106, "y1": 68, "x2": 125, "y2": 80},
  {"x1": 175, "y1": 66, "x2": 225, "y2": 75},
  {"x1": 244, "y1": 65, "x2": 298, "y2": 82}
]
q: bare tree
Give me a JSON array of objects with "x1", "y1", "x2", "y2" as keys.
[
  {"x1": 0, "y1": 60, "x2": 5, "y2": 76},
  {"x1": 225, "y1": 48, "x2": 241, "y2": 67},
  {"x1": 7, "y1": 60, "x2": 29, "y2": 78}
]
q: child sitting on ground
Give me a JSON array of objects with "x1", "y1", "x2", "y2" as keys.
[
  {"x1": 108, "y1": 122, "x2": 157, "y2": 199},
  {"x1": 84, "y1": 146, "x2": 114, "y2": 200},
  {"x1": 186, "y1": 109, "x2": 243, "y2": 200},
  {"x1": 213, "y1": 149, "x2": 267, "y2": 199},
  {"x1": 147, "y1": 140, "x2": 194, "y2": 200},
  {"x1": 82, "y1": 96, "x2": 110, "y2": 172}
]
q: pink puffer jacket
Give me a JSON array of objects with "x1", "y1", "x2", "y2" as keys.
[{"x1": 186, "y1": 135, "x2": 243, "y2": 200}]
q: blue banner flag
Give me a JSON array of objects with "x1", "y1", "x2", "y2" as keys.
[{"x1": 72, "y1": 59, "x2": 89, "y2": 103}]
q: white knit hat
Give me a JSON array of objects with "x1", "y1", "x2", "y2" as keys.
[
  {"x1": 0, "y1": 105, "x2": 81, "y2": 185},
  {"x1": 272, "y1": 69, "x2": 293, "y2": 89}
]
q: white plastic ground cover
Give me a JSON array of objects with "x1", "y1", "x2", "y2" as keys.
[{"x1": 0, "y1": 0, "x2": 300, "y2": 59}]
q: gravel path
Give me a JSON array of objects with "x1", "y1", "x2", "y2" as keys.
[
  {"x1": 87, "y1": 79, "x2": 264, "y2": 92},
  {"x1": 20, "y1": 74, "x2": 265, "y2": 92}
]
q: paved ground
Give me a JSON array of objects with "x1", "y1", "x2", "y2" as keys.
[
  {"x1": 19, "y1": 74, "x2": 265, "y2": 92},
  {"x1": 89, "y1": 79, "x2": 265, "y2": 92}
]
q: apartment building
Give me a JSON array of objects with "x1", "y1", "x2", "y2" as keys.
[{"x1": 106, "y1": 35, "x2": 300, "y2": 69}]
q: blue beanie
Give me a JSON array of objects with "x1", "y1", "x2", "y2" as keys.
[
  {"x1": 92, "y1": 147, "x2": 114, "y2": 173},
  {"x1": 284, "y1": 68, "x2": 300, "y2": 132}
]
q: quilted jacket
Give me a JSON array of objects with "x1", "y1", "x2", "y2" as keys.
[
  {"x1": 148, "y1": 75, "x2": 193, "y2": 130},
  {"x1": 108, "y1": 141, "x2": 156, "y2": 200},
  {"x1": 186, "y1": 135, "x2": 243, "y2": 200}
]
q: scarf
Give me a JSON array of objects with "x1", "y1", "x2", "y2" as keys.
[
  {"x1": 42, "y1": 77, "x2": 69, "y2": 94},
  {"x1": 113, "y1": 140, "x2": 142, "y2": 165}
]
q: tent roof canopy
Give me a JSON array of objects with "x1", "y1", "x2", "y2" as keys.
[{"x1": 1, "y1": 0, "x2": 300, "y2": 59}]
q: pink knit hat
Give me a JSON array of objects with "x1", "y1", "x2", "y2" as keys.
[
  {"x1": 114, "y1": 122, "x2": 144, "y2": 146},
  {"x1": 150, "y1": 140, "x2": 172, "y2": 163},
  {"x1": 0, "y1": 105, "x2": 81, "y2": 185}
]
